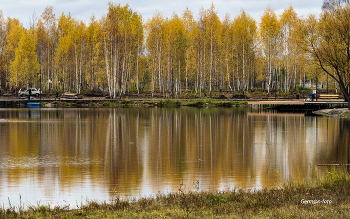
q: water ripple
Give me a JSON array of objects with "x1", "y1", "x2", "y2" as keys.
[{"x1": 0, "y1": 156, "x2": 103, "y2": 169}]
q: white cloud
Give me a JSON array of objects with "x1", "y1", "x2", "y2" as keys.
[{"x1": 0, "y1": 0, "x2": 323, "y2": 26}]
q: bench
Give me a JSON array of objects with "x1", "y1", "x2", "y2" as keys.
[
  {"x1": 319, "y1": 94, "x2": 339, "y2": 99},
  {"x1": 62, "y1": 92, "x2": 83, "y2": 99}
]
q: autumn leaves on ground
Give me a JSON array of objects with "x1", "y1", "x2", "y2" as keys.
[{"x1": 1, "y1": 1, "x2": 349, "y2": 102}]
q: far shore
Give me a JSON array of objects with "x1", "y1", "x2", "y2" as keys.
[{"x1": 2, "y1": 95, "x2": 350, "y2": 115}]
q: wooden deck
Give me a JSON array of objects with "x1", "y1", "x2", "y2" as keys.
[
  {"x1": 248, "y1": 100, "x2": 349, "y2": 112},
  {"x1": 248, "y1": 100, "x2": 347, "y2": 105},
  {"x1": 248, "y1": 100, "x2": 305, "y2": 105}
]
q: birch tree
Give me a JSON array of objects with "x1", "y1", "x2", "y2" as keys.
[
  {"x1": 40, "y1": 5, "x2": 56, "y2": 91},
  {"x1": 10, "y1": 30, "x2": 40, "y2": 88},
  {"x1": 297, "y1": 1, "x2": 350, "y2": 102},
  {"x1": 205, "y1": 4, "x2": 222, "y2": 96},
  {"x1": 259, "y1": 6, "x2": 280, "y2": 93},
  {"x1": 232, "y1": 10, "x2": 257, "y2": 92},
  {"x1": 146, "y1": 12, "x2": 165, "y2": 96},
  {"x1": 280, "y1": 6, "x2": 299, "y2": 91}
]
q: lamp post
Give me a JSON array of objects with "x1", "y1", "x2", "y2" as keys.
[
  {"x1": 270, "y1": 72, "x2": 277, "y2": 100},
  {"x1": 316, "y1": 74, "x2": 318, "y2": 101},
  {"x1": 37, "y1": 70, "x2": 41, "y2": 100},
  {"x1": 327, "y1": 74, "x2": 329, "y2": 94},
  {"x1": 323, "y1": 72, "x2": 329, "y2": 94},
  {"x1": 275, "y1": 71, "x2": 277, "y2": 100}
]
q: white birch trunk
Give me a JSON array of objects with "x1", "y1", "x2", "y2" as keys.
[
  {"x1": 209, "y1": 30, "x2": 213, "y2": 95},
  {"x1": 104, "y1": 36, "x2": 112, "y2": 98}
]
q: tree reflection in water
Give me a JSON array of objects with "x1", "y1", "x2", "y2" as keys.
[{"x1": 0, "y1": 108, "x2": 348, "y2": 208}]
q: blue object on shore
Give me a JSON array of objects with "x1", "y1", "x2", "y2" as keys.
[{"x1": 27, "y1": 103, "x2": 41, "y2": 108}]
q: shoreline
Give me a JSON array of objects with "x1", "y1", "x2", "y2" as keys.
[
  {"x1": 1, "y1": 98, "x2": 249, "y2": 108},
  {"x1": 2, "y1": 97, "x2": 350, "y2": 118},
  {"x1": 1, "y1": 168, "x2": 349, "y2": 218},
  {"x1": 312, "y1": 108, "x2": 350, "y2": 118}
]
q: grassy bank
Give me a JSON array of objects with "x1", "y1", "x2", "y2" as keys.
[
  {"x1": 40, "y1": 99, "x2": 248, "y2": 108},
  {"x1": 2, "y1": 167, "x2": 350, "y2": 218}
]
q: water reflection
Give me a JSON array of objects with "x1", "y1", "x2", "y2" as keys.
[{"x1": 0, "y1": 108, "x2": 349, "y2": 208}]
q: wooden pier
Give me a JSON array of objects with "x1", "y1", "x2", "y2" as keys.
[{"x1": 248, "y1": 100, "x2": 350, "y2": 112}]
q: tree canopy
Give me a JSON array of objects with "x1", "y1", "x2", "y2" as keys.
[{"x1": 0, "y1": 2, "x2": 348, "y2": 100}]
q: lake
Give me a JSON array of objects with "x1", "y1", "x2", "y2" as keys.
[{"x1": 0, "y1": 107, "x2": 349, "y2": 209}]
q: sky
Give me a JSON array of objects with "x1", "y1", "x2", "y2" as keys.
[{"x1": 1, "y1": 0, "x2": 323, "y2": 27}]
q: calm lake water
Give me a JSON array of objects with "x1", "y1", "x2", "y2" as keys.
[{"x1": 0, "y1": 107, "x2": 349, "y2": 209}]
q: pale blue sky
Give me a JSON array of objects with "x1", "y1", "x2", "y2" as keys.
[{"x1": 1, "y1": 0, "x2": 322, "y2": 26}]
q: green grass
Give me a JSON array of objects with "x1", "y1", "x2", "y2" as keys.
[
  {"x1": 41, "y1": 99, "x2": 248, "y2": 109},
  {"x1": 157, "y1": 99, "x2": 182, "y2": 107},
  {"x1": 96, "y1": 99, "x2": 248, "y2": 108},
  {"x1": 2, "y1": 167, "x2": 350, "y2": 218},
  {"x1": 290, "y1": 85, "x2": 313, "y2": 93}
]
